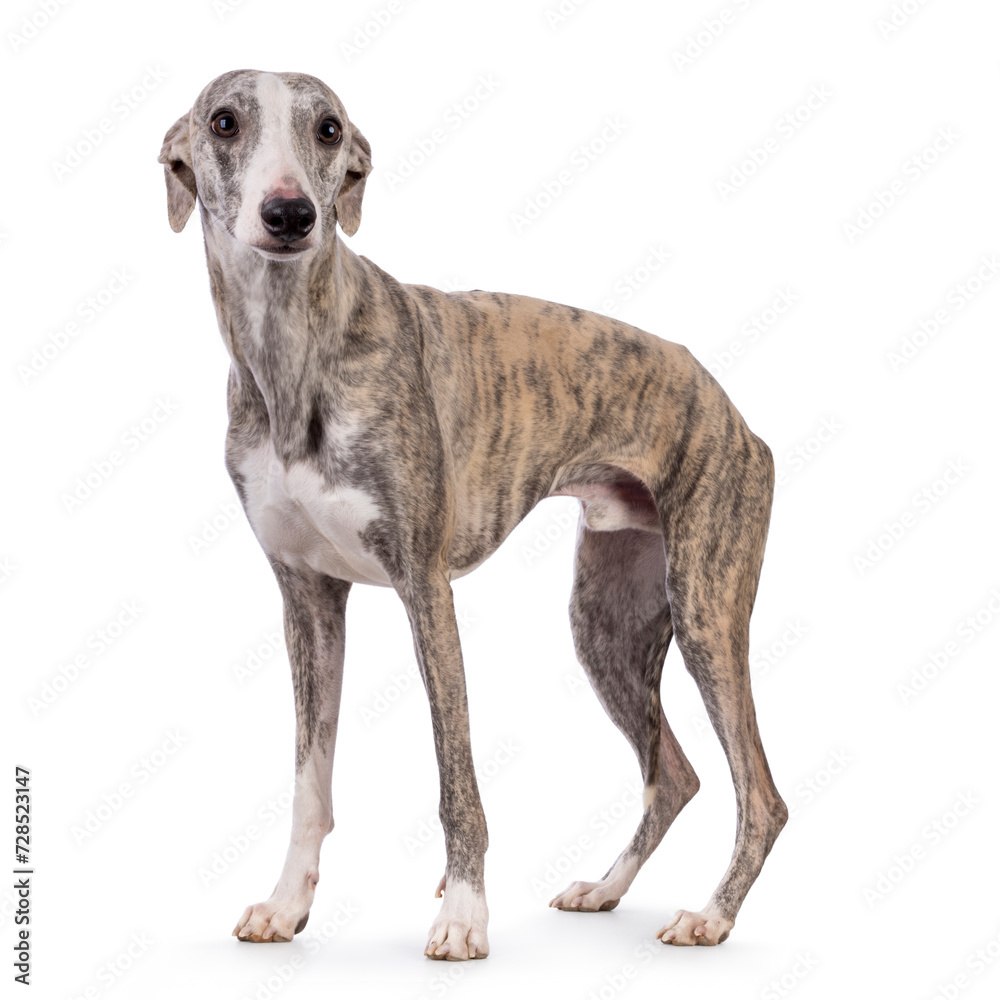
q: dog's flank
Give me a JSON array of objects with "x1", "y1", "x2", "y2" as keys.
[{"x1": 159, "y1": 69, "x2": 786, "y2": 959}]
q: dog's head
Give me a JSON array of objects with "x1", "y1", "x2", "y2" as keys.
[{"x1": 158, "y1": 69, "x2": 372, "y2": 260}]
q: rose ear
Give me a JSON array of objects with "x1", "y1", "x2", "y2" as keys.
[
  {"x1": 157, "y1": 113, "x2": 197, "y2": 233},
  {"x1": 334, "y1": 123, "x2": 372, "y2": 237}
]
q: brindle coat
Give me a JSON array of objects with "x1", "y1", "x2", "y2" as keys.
[{"x1": 158, "y1": 69, "x2": 787, "y2": 960}]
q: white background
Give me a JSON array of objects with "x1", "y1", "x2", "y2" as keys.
[{"x1": 3, "y1": 1, "x2": 999, "y2": 998}]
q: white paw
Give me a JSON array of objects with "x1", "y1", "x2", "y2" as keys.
[
  {"x1": 549, "y1": 879, "x2": 621, "y2": 912},
  {"x1": 424, "y1": 878, "x2": 490, "y2": 961},
  {"x1": 656, "y1": 908, "x2": 733, "y2": 946},
  {"x1": 233, "y1": 882, "x2": 314, "y2": 942}
]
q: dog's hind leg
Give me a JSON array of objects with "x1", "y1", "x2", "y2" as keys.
[
  {"x1": 655, "y1": 430, "x2": 787, "y2": 946},
  {"x1": 550, "y1": 523, "x2": 700, "y2": 914},
  {"x1": 233, "y1": 566, "x2": 350, "y2": 942}
]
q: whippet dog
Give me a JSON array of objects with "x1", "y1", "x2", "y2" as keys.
[{"x1": 158, "y1": 69, "x2": 787, "y2": 960}]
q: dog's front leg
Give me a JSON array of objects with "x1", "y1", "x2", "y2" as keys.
[
  {"x1": 233, "y1": 564, "x2": 350, "y2": 942},
  {"x1": 401, "y1": 569, "x2": 490, "y2": 961}
]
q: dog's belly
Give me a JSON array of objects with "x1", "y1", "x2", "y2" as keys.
[{"x1": 238, "y1": 441, "x2": 393, "y2": 587}]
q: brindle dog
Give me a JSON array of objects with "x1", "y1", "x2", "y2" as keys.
[{"x1": 158, "y1": 69, "x2": 787, "y2": 961}]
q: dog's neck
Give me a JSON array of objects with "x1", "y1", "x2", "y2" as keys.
[{"x1": 202, "y1": 215, "x2": 366, "y2": 441}]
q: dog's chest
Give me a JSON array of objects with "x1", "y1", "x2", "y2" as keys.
[{"x1": 237, "y1": 438, "x2": 392, "y2": 587}]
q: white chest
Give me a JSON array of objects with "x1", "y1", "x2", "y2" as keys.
[{"x1": 238, "y1": 440, "x2": 392, "y2": 587}]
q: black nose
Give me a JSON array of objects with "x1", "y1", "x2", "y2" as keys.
[{"x1": 260, "y1": 196, "x2": 316, "y2": 243}]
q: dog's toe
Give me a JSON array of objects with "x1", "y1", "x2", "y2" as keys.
[
  {"x1": 424, "y1": 880, "x2": 489, "y2": 961},
  {"x1": 424, "y1": 923, "x2": 489, "y2": 961},
  {"x1": 655, "y1": 908, "x2": 733, "y2": 946},
  {"x1": 549, "y1": 879, "x2": 621, "y2": 912},
  {"x1": 233, "y1": 898, "x2": 310, "y2": 943}
]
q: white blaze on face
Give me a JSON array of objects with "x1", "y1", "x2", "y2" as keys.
[{"x1": 233, "y1": 73, "x2": 320, "y2": 250}]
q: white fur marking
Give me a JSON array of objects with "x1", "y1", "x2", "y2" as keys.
[
  {"x1": 240, "y1": 436, "x2": 391, "y2": 586},
  {"x1": 234, "y1": 74, "x2": 320, "y2": 250},
  {"x1": 425, "y1": 880, "x2": 490, "y2": 960}
]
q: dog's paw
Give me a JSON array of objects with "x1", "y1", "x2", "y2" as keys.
[
  {"x1": 232, "y1": 893, "x2": 311, "y2": 943},
  {"x1": 424, "y1": 878, "x2": 489, "y2": 961},
  {"x1": 655, "y1": 908, "x2": 733, "y2": 946},
  {"x1": 548, "y1": 879, "x2": 621, "y2": 912}
]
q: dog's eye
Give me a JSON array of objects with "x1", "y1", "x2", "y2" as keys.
[
  {"x1": 317, "y1": 118, "x2": 342, "y2": 145},
  {"x1": 211, "y1": 111, "x2": 239, "y2": 138}
]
